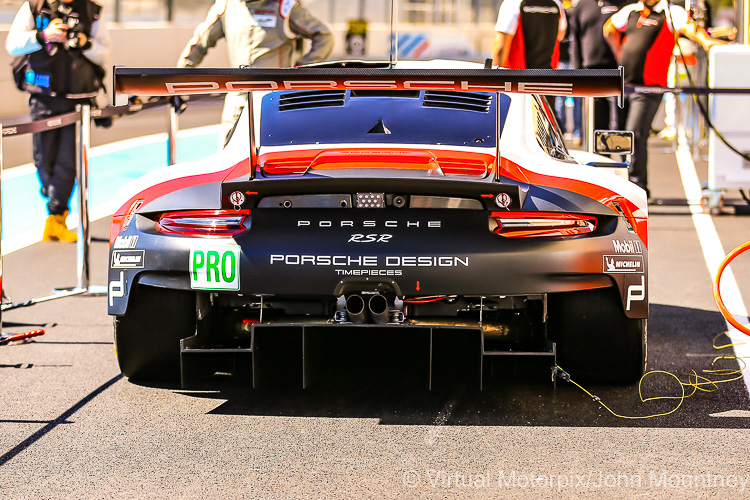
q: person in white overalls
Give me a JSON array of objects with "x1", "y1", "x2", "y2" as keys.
[{"x1": 178, "y1": 0, "x2": 333, "y2": 146}]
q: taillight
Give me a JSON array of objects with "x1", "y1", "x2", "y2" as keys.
[
  {"x1": 156, "y1": 210, "x2": 250, "y2": 237},
  {"x1": 490, "y1": 212, "x2": 596, "y2": 238}
]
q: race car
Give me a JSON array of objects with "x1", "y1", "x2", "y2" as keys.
[{"x1": 109, "y1": 61, "x2": 647, "y2": 387}]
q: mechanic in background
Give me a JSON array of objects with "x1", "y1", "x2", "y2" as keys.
[
  {"x1": 568, "y1": 0, "x2": 628, "y2": 131},
  {"x1": 6, "y1": 0, "x2": 110, "y2": 242},
  {"x1": 603, "y1": 0, "x2": 726, "y2": 198},
  {"x1": 178, "y1": 0, "x2": 333, "y2": 147},
  {"x1": 491, "y1": 0, "x2": 567, "y2": 69}
]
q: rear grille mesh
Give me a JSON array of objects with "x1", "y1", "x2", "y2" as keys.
[
  {"x1": 423, "y1": 91, "x2": 492, "y2": 112},
  {"x1": 535, "y1": 109, "x2": 554, "y2": 153},
  {"x1": 278, "y1": 90, "x2": 346, "y2": 111}
]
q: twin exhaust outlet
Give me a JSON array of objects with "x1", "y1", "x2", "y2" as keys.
[{"x1": 338, "y1": 294, "x2": 403, "y2": 325}]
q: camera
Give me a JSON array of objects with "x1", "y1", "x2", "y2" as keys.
[{"x1": 55, "y1": 3, "x2": 83, "y2": 49}]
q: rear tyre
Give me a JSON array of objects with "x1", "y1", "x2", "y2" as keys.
[
  {"x1": 114, "y1": 284, "x2": 196, "y2": 382},
  {"x1": 548, "y1": 287, "x2": 646, "y2": 383}
]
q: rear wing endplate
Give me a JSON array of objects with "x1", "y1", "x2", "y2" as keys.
[{"x1": 113, "y1": 66, "x2": 624, "y2": 102}]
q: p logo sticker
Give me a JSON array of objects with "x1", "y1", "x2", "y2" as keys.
[{"x1": 190, "y1": 246, "x2": 240, "y2": 290}]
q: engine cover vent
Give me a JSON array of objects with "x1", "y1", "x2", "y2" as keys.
[
  {"x1": 423, "y1": 91, "x2": 492, "y2": 113},
  {"x1": 279, "y1": 90, "x2": 346, "y2": 111}
]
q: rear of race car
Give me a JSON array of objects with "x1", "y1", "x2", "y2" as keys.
[{"x1": 108, "y1": 64, "x2": 647, "y2": 387}]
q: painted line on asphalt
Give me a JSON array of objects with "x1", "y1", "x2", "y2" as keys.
[
  {"x1": 674, "y1": 131, "x2": 750, "y2": 396},
  {"x1": 708, "y1": 410, "x2": 750, "y2": 418}
]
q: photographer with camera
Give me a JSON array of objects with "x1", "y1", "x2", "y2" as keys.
[{"x1": 6, "y1": 0, "x2": 110, "y2": 242}]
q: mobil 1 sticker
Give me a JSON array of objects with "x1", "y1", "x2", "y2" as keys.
[
  {"x1": 603, "y1": 255, "x2": 644, "y2": 274},
  {"x1": 190, "y1": 245, "x2": 240, "y2": 290}
]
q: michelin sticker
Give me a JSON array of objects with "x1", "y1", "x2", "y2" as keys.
[
  {"x1": 603, "y1": 255, "x2": 644, "y2": 274},
  {"x1": 190, "y1": 245, "x2": 240, "y2": 290},
  {"x1": 111, "y1": 250, "x2": 145, "y2": 269}
]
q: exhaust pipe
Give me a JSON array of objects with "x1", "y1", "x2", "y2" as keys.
[
  {"x1": 345, "y1": 294, "x2": 367, "y2": 324},
  {"x1": 368, "y1": 294, "x2": 389, "y2": 324},
  {"x1": 408, "y1": 317, "x2": 511, "y2": 337}
]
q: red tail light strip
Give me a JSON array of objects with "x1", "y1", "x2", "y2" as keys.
[
  {"x1": 491, "y1": 212, "x2": 596, "y2": 238},
  {"x1": 499, "y1": 157, "x2": 647, "y2": 247},
  {"x1": 157, "y1": 209, "x2": 251, "y2": 237}
]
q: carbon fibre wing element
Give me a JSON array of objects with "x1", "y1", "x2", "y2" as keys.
[{"x1": 113, "y1": 67, "x2": 624, "y2": 101}]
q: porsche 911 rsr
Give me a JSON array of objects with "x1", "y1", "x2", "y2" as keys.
[{"x1": 108, "y1": 62, "x2": 647, "y2": 387}]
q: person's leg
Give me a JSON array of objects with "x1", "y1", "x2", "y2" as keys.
[
  {"x1": 29, "y1": 95, "x2": 56, "y2": 199},
  {"x1": 658, "y1": 92, "x2": 676, "y2": 140},
  {"x1": 32, "y1": 95, "x2": 78, "y2": 242},
  {"x1": 555, "y1": 96, "x2": 568, "y2": 134},
  {"x1": 572, "y1": 97, "x2": 582, "y2": 140},
  {"x1": 609, "y1": 96, "x2": 627, "y2": 130},
  {"x1": 41, "y1": 97, "x2": 78, "y2": 216},
  {"x1": 593, "y1": 98, "x2": 610, "y2": 131},
  {"x1": 42, "y1": 120, "x2": 77, "y2": 242},
  {"x1": 624, "y1": 92, "x2": 662, "y2": 195},
  {"x1": 46, "y1": 122, "x2": 77, "y2": 216}
]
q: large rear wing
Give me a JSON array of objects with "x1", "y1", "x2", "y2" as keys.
[
  {"x1": 113, "y1": 66, "x2": 624, "y2": 101},
  {"x1": 113, "y1": 66, "x2": 623, "y2": 182}
]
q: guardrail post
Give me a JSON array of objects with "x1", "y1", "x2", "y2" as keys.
[
  {"x1": 168, "y1": 102, "x2": 179, "y2": 165},
  {"x1": 77, "y1": 104, "x2": 92, "y2": 290},
  {"x1": 76, "y1": 104, "x2": 106, "y2": 295},
  {"x1": 54, "y1": 104, "x2": 104, "y2": 296}
]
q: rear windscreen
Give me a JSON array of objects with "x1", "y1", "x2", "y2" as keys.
[{"x1": 260, "y1": 90, "x2": 510, "y2": 148}]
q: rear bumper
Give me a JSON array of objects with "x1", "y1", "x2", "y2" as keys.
[{"x1": 108, "y1": 208, "x2": 648, "y2": 318}]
